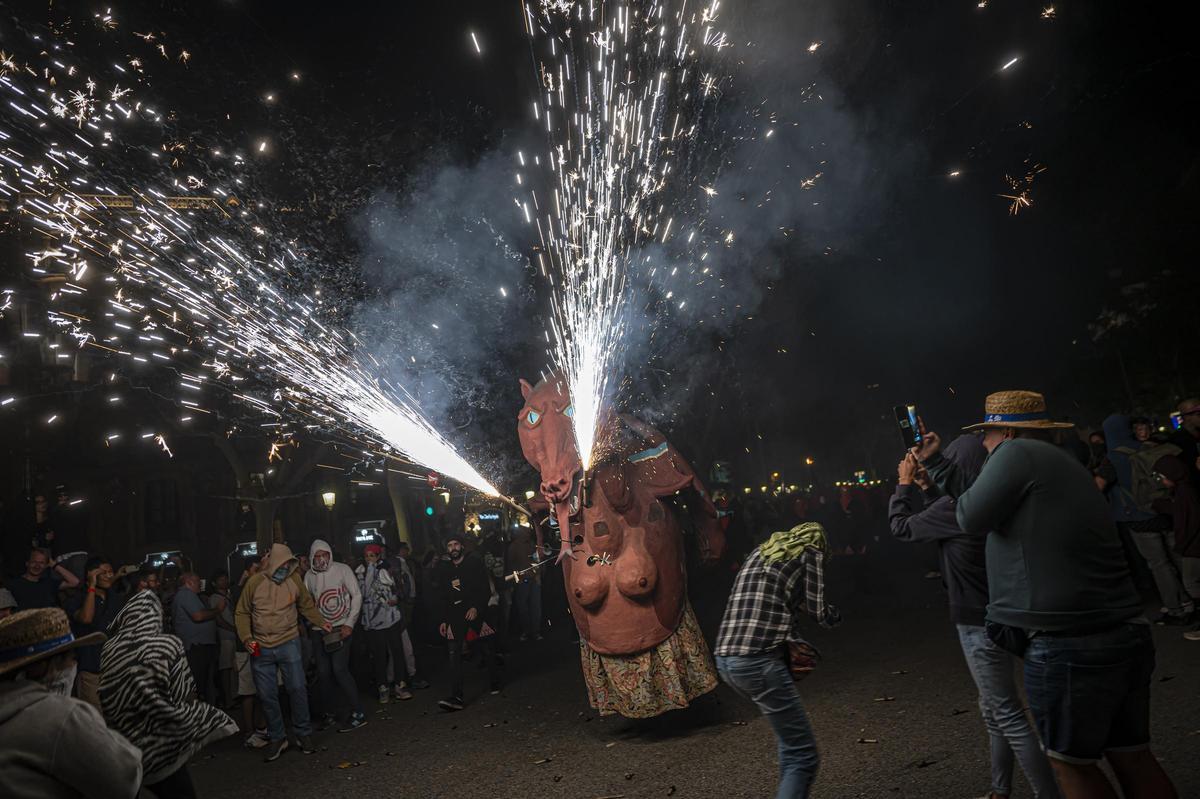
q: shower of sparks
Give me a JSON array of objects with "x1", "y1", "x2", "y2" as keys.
[
  {"x1": 807, "y1": 41, "x2": 822, "y2": 54},
  {"x1": 0, "y1": 25, "x2": 498, "y2": 496},
  {"x1": 1001, "y1": 56, "x2": 1020, "y2": 71},
  {"x1": 470, "y1": 31, "x2": 482, "y2": 54},
  {"x1": 999, "y1": 162, "x2": 1046, "y2": 216},
  {"x1": 519, "y1": 0, "x2": 729, "y2": 470},
  {"x1": 1041, "y1": 6, "x2": 1056, "y2": 20}
]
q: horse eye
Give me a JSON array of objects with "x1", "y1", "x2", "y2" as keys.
[
  {"x1": 526, "y1": 410, "x2": 541, "y2": 426},
  {"x1": 563, "y1": 405, "x2": 575, "y2": 419}
]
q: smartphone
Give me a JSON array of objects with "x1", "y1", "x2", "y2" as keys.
[
  {"x1": 1170, "y1": 412, "x2": 1182, "y2": 431},
  {"x1": 894, "y1": 404, "x2": 922, "y2": 449}
]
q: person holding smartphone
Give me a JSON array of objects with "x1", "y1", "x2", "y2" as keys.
[
  {"x1": 890, "y1": 439, "x2": 1058, "y2": 799},
  {"x1": 913, "y1": 390, "x2": 1176, "y2": 799}
]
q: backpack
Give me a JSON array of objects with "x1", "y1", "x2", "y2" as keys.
[{"x1": 1115, "y1": 442, "x2": 1181, "y2": 514}]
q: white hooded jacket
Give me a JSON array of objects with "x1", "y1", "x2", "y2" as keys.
[{"x1": 303, "y1": 539, "x2": 362, "y2": 629}]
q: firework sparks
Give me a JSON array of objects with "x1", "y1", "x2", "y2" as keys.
[
  {"x1": 519, "y1": 1, "x2": 729, "y2": 471},
  {"x1": 999, "y1": 162, "x2": 1046, "y2": 216},
  {"x1": 0, "y1": 24, "x2": 499, "y2": 496}
]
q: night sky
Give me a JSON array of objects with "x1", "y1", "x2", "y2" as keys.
[{"x1": 7, "y1": 0, "x2": 1198, "y2": 485}]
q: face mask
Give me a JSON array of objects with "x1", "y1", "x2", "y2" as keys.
[{"x1": 45, "y1": 662, "x2": 78, "y2": 696}]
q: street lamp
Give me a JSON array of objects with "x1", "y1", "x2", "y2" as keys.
[{"x1": 321, "y1": 491, "x2": 337, "y2": 541}]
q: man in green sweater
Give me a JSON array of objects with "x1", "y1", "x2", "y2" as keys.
[{"x1": 914, "y1": 390, "x2": 1176, "y2": 799}]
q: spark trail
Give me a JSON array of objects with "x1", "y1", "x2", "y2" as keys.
[
  {"x1": 0, "y1": 16, "x2": 498, "y2": 496},
  {"x1": 519, "y1": 0, "x2": 730, "y2": 470}
]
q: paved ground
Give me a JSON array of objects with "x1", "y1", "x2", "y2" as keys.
[{"x1": 193, "y1": 545, "x2": 1200, "y2": 798}]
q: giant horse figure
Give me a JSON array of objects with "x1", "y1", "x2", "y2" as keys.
[{"x1": 517, "y1": 372, "x2": 725, "y2": 718}]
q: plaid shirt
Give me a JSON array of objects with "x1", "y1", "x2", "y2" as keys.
[{"x1": 715, "y1": 547, "x2": 839, "y2": 657}]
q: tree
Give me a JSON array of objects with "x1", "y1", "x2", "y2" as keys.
[{"x1": 207, "y1": 431, "x2": 330, "y2": 552}]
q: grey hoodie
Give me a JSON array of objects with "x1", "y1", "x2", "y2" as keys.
[
  {"x1": 304, "y1": 538, "x2": 362, "y2": 628},
  {"x1": 0, "y1": 679, "x2": 143, "y2": 798}
]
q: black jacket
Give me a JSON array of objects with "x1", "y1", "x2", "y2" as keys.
[
  {"x1": 888, "y1": 484, "x2": 989, "y2": 627},
  {"x1": 432, "y1": 553, "x2": 493, "y2": 638}
]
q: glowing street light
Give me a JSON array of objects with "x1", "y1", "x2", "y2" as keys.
[{"x1": 321, "y1": 491, "x2": 336, "y2": 511}]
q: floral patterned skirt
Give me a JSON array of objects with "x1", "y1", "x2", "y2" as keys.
[{"x1": 578, "y1": 602, "x2": 718, "y2": 718}]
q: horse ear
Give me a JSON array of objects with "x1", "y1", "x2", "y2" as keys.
[{"x1": 519, "y1": 378, "x2": 534, "y2": 401}]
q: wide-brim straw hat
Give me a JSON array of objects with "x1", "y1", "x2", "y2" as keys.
[
  {"x1": 0, "y1": 607, "x2": 106, "y2": 677},
  {"x1": 962, "y1": 390, "x2": 1075, "y2": 431}
]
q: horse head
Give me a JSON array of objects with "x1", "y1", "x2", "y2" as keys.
[
  {"x1": 517, "y1": 372, "x2": 583, "y2": 504},
  {"x1": 517, "y1": 372, "x2": 586, "y2": 562}
]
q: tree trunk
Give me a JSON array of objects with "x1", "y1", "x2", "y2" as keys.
[
  {"x1": 253, "y1": 499, "x2": 280, "y2": 554},
  {"x1": 386, "y1": 468, "x2": 415, "y2": 550}
]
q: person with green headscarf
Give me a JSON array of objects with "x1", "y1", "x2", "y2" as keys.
[{"x1": 714, "y1": 521, "x2": 841, "y2": 799}]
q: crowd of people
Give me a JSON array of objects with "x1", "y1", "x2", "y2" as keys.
[
  {"x1": 1, "y1": 393, "x2": 1196, "y2": 799},
  {"x1": 0, "y1": 519, "x2": 549, "y2": 797},
  {"x1": 716, "y1": 391, "x2": 1193, "y2": 799}
]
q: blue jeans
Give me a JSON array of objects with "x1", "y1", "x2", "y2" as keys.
[
  {"x1": 956, "y1": 625, "x2": 1059, "y2": 797},
  {"x1": 251, "y1": 637, "x2": 311, "y2": 742},
  {"x1": 1024, "y1": 622, "x2": 1154, "y2": 763},
  {"x1": 717, "y1": 653, "x2": 819, "y2": 799}
]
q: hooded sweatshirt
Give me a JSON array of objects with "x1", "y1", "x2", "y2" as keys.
[
  {"x1": 235, "y1": 543, "x2": 325, "y2": 648},
  {"x1": 304, "y1": 539, "x2": 362, "y2": 629},
  {"x1": 100, "y1": 590, "x2": 238, "y2": 784},
  {"x1": 356, "y1": 560, "x2": 402, "y2": 631},
  {"x1": 889, "y1": 435, "x2": 990, "y2": 626},
  {"x1": 0, "y1": 678, "x2": 143, "y2": 798}
]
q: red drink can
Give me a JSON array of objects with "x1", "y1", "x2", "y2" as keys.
[{"x1": 248, "y1": 640, "x2": 261, "y2": 657}]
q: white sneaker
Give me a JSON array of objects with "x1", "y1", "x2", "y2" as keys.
[{"x1": 243, "y1": 731, "x2": 270, "y2": 749}]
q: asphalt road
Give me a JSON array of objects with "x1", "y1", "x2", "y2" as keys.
[{"x1": 192, "y1": 545, "x2": 1199, "y2": 799}]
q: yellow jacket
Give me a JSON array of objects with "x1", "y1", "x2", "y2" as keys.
[{"x1": 234, "y1": 543, "x2": 325, "y2": 648}]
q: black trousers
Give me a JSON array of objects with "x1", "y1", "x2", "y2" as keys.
[
  {"x1": 146, "y1": 764, "x2": 197, "y2": 799},
  {"x1": 184, "y1": 644, "x2": 217, "y2": 704},
  {"x1": 447, "y1": 633, "x2": 499, "y2": 698},
  {"x1": 364, "y1": 621, "x2": 410, "y2": 688}
]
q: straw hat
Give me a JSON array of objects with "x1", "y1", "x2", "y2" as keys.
[
  {"x1": 962, "y1": 390, "x2": 1075, "y2": 431},
  {"x1": 0, "y1": 607, "x2": 106, "y2": 677}
]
